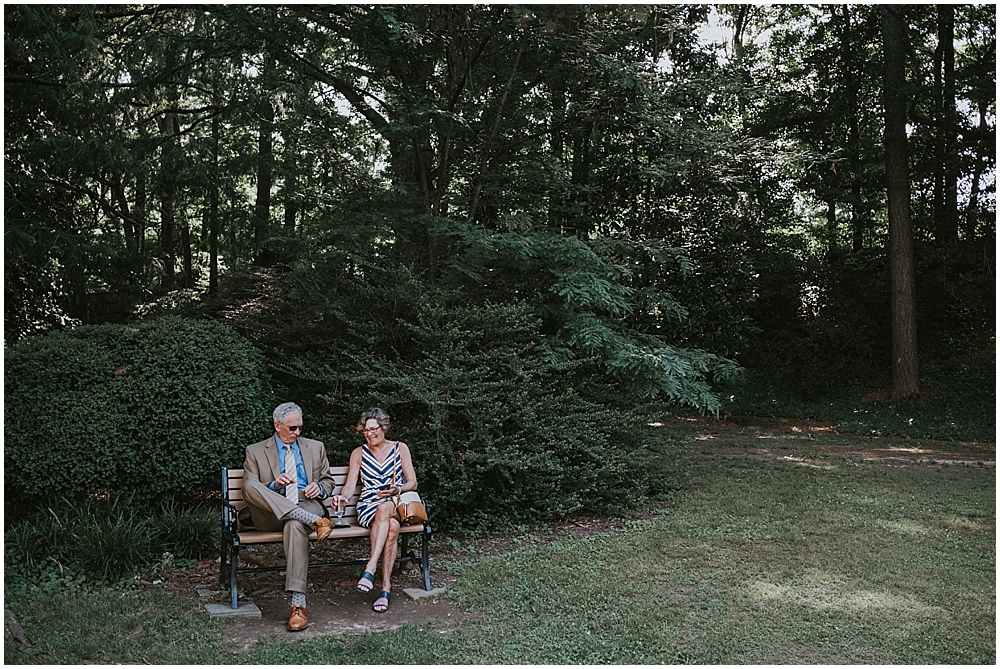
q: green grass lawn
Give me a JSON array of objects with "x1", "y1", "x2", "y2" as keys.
[{"x1": 6, "y1": 429, "x2": 995, "y2": 664}]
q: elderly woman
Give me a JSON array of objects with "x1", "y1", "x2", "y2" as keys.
[{"x1": 332, "y1": 407, "x2": 418, "y2": 613}]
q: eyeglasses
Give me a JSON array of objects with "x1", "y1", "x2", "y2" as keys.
[
  {"x1": 284, "y1": 424, "x2": 303, "y2": 432},
  {"x1": 362, "y1": 426, "x2": 381, "y2": 434}
]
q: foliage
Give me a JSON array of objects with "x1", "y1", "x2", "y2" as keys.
[
  {"x1": 736, "y1": 237, "x2": 993, "y2": 411},
  {"x1": 727, "y1": 344, "x2": 995, "y2": 443},
  {"x1": 272, "y1": 261, "x2": 659, "y2": 531},
  {"x1": 4, "y1": 5, "x2": 994, "y2": 540},
  {"x1": 3, "y1": 316, "x2": 272, "y2": 503},
  {"x1": 5, "y1": 494, "x2": 219, "y2": 590},
  {"x1": 149, "y1": 500, "x2": 218, "y2": 562}
]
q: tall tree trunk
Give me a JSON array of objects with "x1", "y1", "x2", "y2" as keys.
[
  {"x1": 112, "y1": 176, "x2": 138, "y2": 255},
  {"x1": 881, "y1": 5, "x2": 920, "y2": 399},
  {"x1": 826, "y1": 196, "x2": 838, "y2": 258},
  {"x1": 157, "y1": 88, "x2": 180, "y2": 292},
  {"x1": 467, "y1": 41, "x2": 525, "y2": 224},
  {"x1": 964, "y1": 96, "x2": 988, "y2": 242},
  {"x1": 209, "y1": 68, "x2": 221, "y2": 294},
  {"x1": 135, "y1": 166, "x2": 147, "y2": 258},
  {"x1": 180, "y1": 214, "x2": 194, "y2": 288},
  {"x1": 284, "y1": 158, "x2": 297, "y2": 237},
  {"x1": 938, "y1": 4, "x2": 958, "y2": 244},
  {"x1": 549, "y1": 71, "x2": 568, "y2": 230},
  {"x1": 282, "y1": 146, "x2": 298, "y2": 267},
  {"x1": 839, "y1": 4, "x2": 865, "y2": 253},
  {"x1": 209, "y1": 179, "x2": 220, "y2": 294},
  {"x1": 253, "y1": 56, "x2": 275, "y2": 266}
]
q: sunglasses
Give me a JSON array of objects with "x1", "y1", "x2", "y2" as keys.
[{"x1": 283, "y1": 424, "x2": 303, "y2": 432}]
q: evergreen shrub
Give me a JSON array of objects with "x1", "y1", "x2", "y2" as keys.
[
  {"x1": 4, "y1": 316, "x2": 272, "y2": 503},
  {"x1": 275, "y1": 266, "x2": 656, "y2": 531}
]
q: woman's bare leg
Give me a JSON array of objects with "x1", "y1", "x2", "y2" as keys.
[
  {"x1": 380, "y1": 517, "x2": 401, "y2": 591},
  {"x1": 373, "y1": 516, "x2": 400, "y2": 611},
  {"x1": 364, "y1": 502, "x2": 396, "y2": 577}
]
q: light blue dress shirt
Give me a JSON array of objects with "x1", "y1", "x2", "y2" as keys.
[{"x1": 270, "y1": 435, "x2": 308, "y2": 494}]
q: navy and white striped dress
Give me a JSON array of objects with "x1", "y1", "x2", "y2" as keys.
[{"x1": 356, "y1": 442, "x2": 406, "y2": 528}]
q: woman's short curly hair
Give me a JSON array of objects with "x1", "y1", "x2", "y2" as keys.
[{"x1": 355, "y1": 407, "x2": 390, "y2": 433}]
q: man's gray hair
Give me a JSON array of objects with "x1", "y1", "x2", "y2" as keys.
[{"x1": 273, "y1": 402, "x2": 303, "y2": 424}]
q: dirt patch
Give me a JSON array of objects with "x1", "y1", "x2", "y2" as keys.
[
  {"x1": 221, "y1": 571, "x2": 474, "y2": 653},
  {"x1": 146, "y1": 539, "x2": 476, "y2": 654},
  {"x1": 654, "y1": 415, "x2": 837, "y2": 434},
  {"x1": 651, "y1": 416, "x2": 995, "y2": 466}
]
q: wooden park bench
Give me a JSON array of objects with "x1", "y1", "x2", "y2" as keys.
[{"x1": 220, "y1": 465, "x2": 432, "y2": 609}]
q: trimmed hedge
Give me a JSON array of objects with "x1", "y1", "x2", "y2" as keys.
[{"x1": 5, "y1": 317, "x2": 273, "y2": 502}]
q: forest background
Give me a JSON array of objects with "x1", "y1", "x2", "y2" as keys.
[{"x1": 4, "y1": 5, "x2": 995, "y2": 535}]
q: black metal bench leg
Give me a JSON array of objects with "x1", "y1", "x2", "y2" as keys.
[
  {"x1": 229, "y1": 544, "x2": 239, "y2": 609},
  {"x1": 400, "y1": 534, "x2": 412, "y2": 568},
  {"x1": 421, "y1": 530, "x2": 432, "y2": 591},
  {"x1": 219, "y1": 537, "x2": 229, "y2": 590}
]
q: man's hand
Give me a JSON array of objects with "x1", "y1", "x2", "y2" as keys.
[
  {"x1": 302, "y1": 482, "x2": 321, "y2": 499},
  {"x1": 274, "y1": 473, "x2": 295, "y2": 489}
]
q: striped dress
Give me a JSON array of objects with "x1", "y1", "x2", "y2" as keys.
[{"x1": 356, "y1": 442, "x2": 406, "y2": 528}]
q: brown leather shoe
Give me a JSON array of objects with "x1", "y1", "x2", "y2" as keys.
[
  {"x1": 287, "y1": 604, "x2": 308, "y2": 631},
  {"x1": 314, "y1": 517, "x2": 333, "y2": 542}
]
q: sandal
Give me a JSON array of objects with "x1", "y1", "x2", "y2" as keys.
[
  {"x1": 356, "y1": 571, "x2": 375, "y2": 594},
  {"x1": 373, "y1": 590, "x2": 390, "y2": 613}
]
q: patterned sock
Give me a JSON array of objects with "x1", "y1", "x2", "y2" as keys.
[
  {"x1": 285, "y1": 507, "x2": 322, "y2": 525},
  {"x1": 291, "y1": 592, "x2": 306, "y2": 608}
]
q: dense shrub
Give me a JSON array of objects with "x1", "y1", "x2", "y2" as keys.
[
  {"x1": 266, "y1": 262, "x2": 658, "y2": 531},
  {"x1": 4, "y1": 316, "x2": 273, "y2": 503}
]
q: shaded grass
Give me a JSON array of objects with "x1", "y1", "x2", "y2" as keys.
[
  {"x1": 6, "y1": 429, "x2": 995, "y2": 664},
  {"x1": 4, "y1": 588, "x2": 223, "y2": 665}
]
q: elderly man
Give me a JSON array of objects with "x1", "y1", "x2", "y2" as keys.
[{"x1": 242, "y1": 402, "x2": 335, "y2": 631}]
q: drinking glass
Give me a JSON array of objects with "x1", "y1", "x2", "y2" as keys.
[{"x1": 334, "y1": 496, "x2": 349, "y2": 527}]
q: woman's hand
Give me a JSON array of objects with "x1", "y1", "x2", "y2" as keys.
[{"x1": 376, "y1": 485, "x2": 399, "y2": 499}]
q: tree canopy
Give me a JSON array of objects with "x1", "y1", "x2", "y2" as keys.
[{"x1": 5, "y1": 4, "x2": 995, "y2": 408}]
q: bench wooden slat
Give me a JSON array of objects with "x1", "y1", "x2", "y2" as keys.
[
  {"x1": 226, "y1": 488, "x2": 364, "y2": 506},
  {"x1": 237, "y1": 522, "x2": 425, "y2": 544}
]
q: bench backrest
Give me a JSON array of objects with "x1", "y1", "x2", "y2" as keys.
[{"x1": 225, "y1": 466, "x2": 359, "y2": 520}]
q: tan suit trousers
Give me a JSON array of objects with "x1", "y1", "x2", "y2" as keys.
[{"x1": 241, "y1": 483, "x2": 326, "y2": 593}]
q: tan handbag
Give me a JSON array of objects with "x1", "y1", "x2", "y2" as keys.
[{"x1": 392, "y1": 443, "x2": 428, "y2": 524}]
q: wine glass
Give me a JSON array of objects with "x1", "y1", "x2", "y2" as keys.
[{"x1": 334, "y1": 496, "x2": 349, "y2": 527}]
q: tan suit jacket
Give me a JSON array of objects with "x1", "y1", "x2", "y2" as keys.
[{"x1": 242, "y1": 435, "x2": 334, "y2": 523}]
